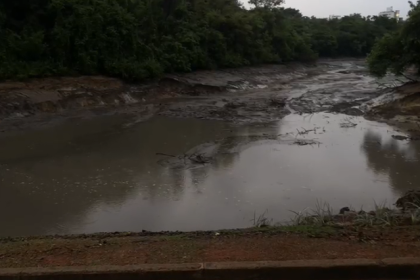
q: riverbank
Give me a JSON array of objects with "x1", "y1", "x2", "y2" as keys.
[
  {"x1": 365, "y1": 81, "x2": 420, "y2": 125},
  {"x1": 0, "y1": 59, "x2": 381, "y2": 131},
  {"x1": 1, "y1": 59, "x2": 420, "y2": 239},
  {"x1": 1, "y1": 59, "x2": 419, "y2": 134},
  {"x1": 0, "y1": 63, "x2": 306, "y2": 121},
  {"x1": 1, "y1": 225, "x2": 420, "y2": 268}
]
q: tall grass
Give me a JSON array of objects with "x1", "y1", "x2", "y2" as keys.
[
  {"x1": 251, "y1": 210, "x2": 273, "y2": 228},
  {"x1": 289, "y1": 200, "x2": 420, "y2": 227}
]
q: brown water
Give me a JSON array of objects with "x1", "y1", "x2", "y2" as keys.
[{"x1": 1, "y1": 113, "x2": 419, "y2": 237}]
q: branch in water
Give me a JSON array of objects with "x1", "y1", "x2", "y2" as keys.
[{"x1": 156, "y1": 153, "x2": 176, "y2": 157}]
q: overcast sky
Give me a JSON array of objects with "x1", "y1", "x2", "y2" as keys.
[{"x1": 241, "y1": 0, "x2": 411, "y2": 18}]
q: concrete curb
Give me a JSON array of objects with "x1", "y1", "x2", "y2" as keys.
[{"x1": 0, "y1": 258, "x2": 419, "y2": 279}]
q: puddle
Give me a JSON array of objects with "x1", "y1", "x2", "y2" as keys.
[{"x1": 1, "y1": 113, "x2": 420, "y2": 237}]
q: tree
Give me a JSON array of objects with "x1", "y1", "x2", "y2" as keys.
[
  {"x1": 368, "y1": 1, "x2": 420, "y2": 77},
  {"x1": 248, "y1": 0, "x2": 284, "y2": 9},
  {"x1": 0, "y1": 0, "x2": 403, "y2": 81}
]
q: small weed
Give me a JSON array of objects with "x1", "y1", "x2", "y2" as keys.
[
  {"x1": 251, "y1": 210, "x2": 273, "y2": 228},
  {"x1": 407, "y1": 202, "x2": 420, "y2": 224}
]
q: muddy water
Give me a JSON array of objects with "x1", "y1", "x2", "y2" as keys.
[{"x1": 1, "y1": 113, "x2": 420, "y2": 237}]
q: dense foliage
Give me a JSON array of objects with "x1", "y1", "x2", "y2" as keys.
[
  {"x1": 368, "y1": 1, "x2": 420, "y2": 78},
  {"x1": 0, "y1": 0, "x2": 401, "y2": 81}
]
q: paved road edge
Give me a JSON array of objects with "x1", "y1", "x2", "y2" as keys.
[{"x1": 0, "y1": 258, "x2": 419, "y2": 279}]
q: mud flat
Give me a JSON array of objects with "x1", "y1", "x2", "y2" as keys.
[{"x1": 0, "y1": 63, "x2": 308, "y2": 130}]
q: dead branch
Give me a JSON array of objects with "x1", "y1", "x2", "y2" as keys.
[
  {"x1": 156, "y1": 152, "x2": 177, "y2": 157},
  {"x1": 400, "y1": 72, "x2": 419, "y2": 83},
  {"x1": 189, "y1": 153, "x2": 210, "y2": 164},
  {"x1": 296, "y1": 127, "x2": 316, "y2": 137},
  {"x1": 293, "y1": 139, "x2": 320, "y2": 146}
]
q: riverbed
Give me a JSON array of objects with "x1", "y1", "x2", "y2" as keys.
[{"x1": 0, "y1": 60, "x2": 419, "y2": 237}]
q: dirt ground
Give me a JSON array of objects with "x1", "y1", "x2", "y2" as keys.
[
  {"x1": 367, "y1": 82, "x2": 420, "y2": 120},
  {"x1": 1, "y1": 226, "x2": 420, "y2": 268}
]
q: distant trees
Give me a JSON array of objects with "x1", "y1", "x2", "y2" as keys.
[{"x1": 0, "y1": 0, "x2": 402, "y2": 81}]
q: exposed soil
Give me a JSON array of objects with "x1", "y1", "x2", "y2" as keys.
[
  {"x1": 0, "y1": 74, "x2": 233, "y2": 129},
  {"x1": 1, "y1": 226, "x2": 420, "y2": 268},
  {"x1": 366, "y1": 82, "x2": 420, "y2": 122}
]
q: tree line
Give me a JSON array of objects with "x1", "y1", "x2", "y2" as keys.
[{"x1": 0, "y1": 0, "x2": 402, "y2": 81}]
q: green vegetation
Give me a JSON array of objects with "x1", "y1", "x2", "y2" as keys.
[
  {"x1": 368, "y1": 1, "x2": 420, "y2": 78},
  {"x1": 0, "y1": 0, "x2": 401, "y2": 81},
  {"x1": 290, "y1": 200, "x2": 420, "y2": 227}
]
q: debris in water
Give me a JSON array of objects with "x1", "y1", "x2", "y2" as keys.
[
  {"x1": 293, "y1": 139, "x2": 320, "y2": 146},
  {"x1": 392, "y1": 134, "x2": 420, "y2": 141},
  {"x1": 392, "y1": 135, "x2": 409, "y2": 141},
  {"x1": 269, "y1": 97, "x2": 286, "y2": 107},
  {"x1": 224, "y1": 101, "x2": 246, "y2": 109},
  {"x1": 340, "y1": 118, "x2": 358, "y2": 128},
  {"x1": 296, "y1": 127, "x2": 315, "y2": 136},
  {"x1": 189, "y1": 154, "x2": 210, "y2": 164},
  {"x1": 156, "y1": 152, "x2": 177, "y2": 157}
]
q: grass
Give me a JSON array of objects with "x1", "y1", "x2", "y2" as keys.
[
  {"x1": 288, "y1": 200, "x2": 420, "y2": 228},
  {"x1": 149, "y1": 198, "x2": 420, "y2": 242},
  {"x1": 250, "y1": 199, "x2": 419, "y2": 231},
  {"x1": 251, "y1": 210, "x2": 274, "y2": 228},
  {"x1": 408, "y1": 202, "x2": 420, "y2": 224},
  {"x1": 247, "y1": 209, "x2": 337, "y2": 238},
  {"x1": 289, "y1": 200, "x2": 335, "y2": 226},
  {"x1": 246, "y1": 198, "x2": 420, "y2": 238}
]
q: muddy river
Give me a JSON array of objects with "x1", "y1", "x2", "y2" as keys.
[{"x1": 0, "y1": 60, "x2": 419, "y2": 237}]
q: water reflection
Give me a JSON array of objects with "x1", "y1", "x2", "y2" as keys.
[
  {"x1": 361, "y1": 130, "x2": 420, "y2": 196},
  {"x1": 0, "y1": 116, "x2": 243, "y2": 236},
  {"x1": 1, "y1": 113, "x2": 420, "y2": 237}
]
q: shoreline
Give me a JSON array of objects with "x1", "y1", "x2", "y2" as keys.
[{"x1": 1, "y1": 191, "x2": 419, "y2": 241}]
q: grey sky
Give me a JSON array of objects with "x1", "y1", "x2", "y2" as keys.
[{"x1": 241, "y1": 0, "x2": 411, "y2": 18}]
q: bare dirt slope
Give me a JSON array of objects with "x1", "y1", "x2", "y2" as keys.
[{"x1": 368, "y1": 82, "x2": 420, "y2": 118}]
